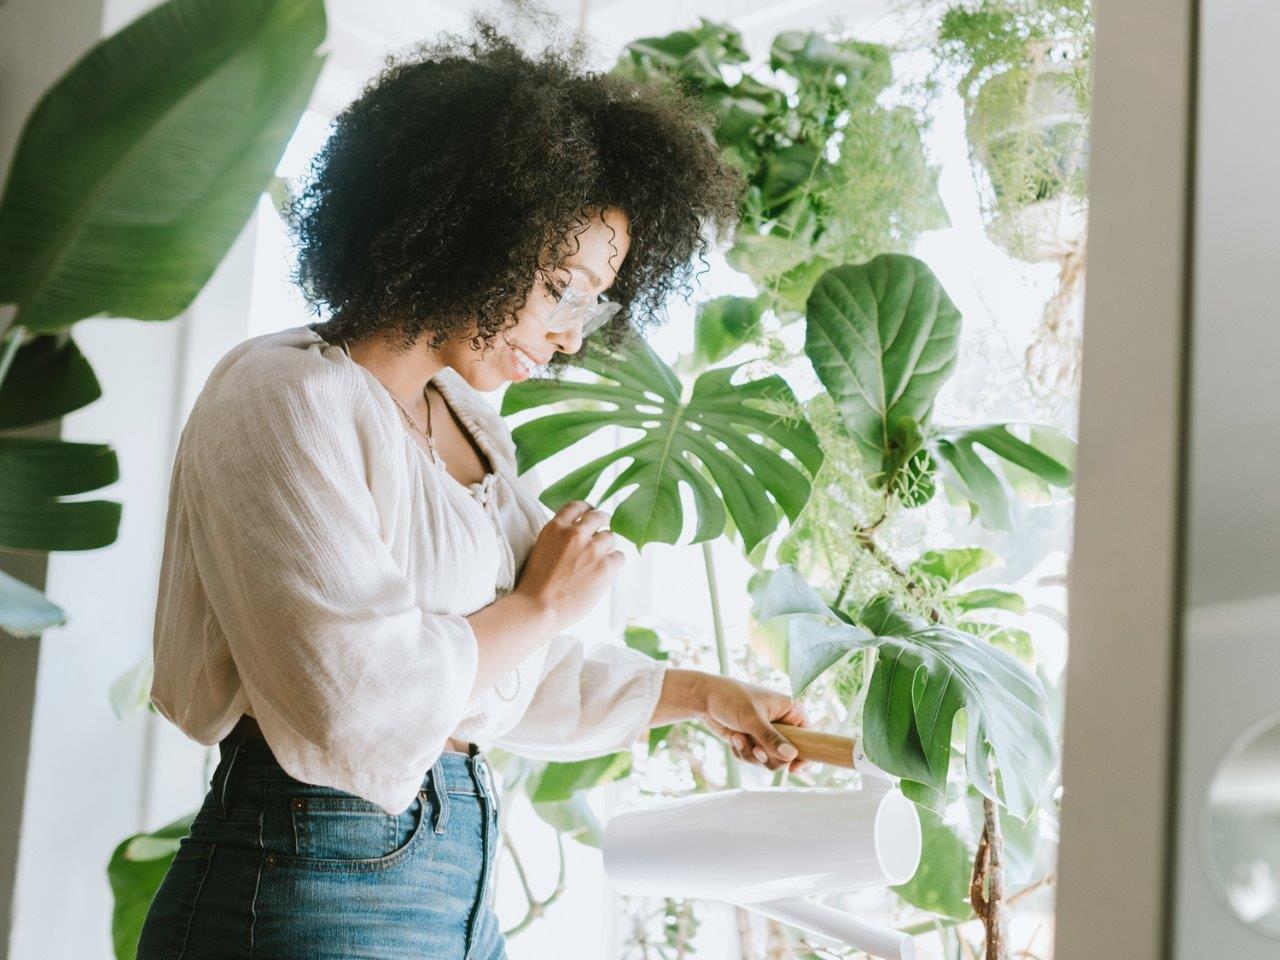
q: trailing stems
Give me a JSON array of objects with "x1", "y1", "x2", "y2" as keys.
[{"x1": 501, "y1": 826, "x2": 567, "y2": 938}]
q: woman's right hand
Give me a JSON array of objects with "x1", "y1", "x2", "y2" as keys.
[{"x1": 512, "y1": 500, "x2": 624, "y2": 630}]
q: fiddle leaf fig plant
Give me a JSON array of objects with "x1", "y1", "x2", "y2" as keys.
[
  {"x1": 804, "y1": 254, "x2": 963, "y2": 483},
  {"x1": 804, "y1": 254, "x2": 1075, "y2": 529},
  {"x1": 501, "y1": 337, "x2": 824, "y2": 552}
]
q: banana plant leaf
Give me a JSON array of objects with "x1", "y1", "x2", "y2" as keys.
[
  {"x1": 0, "y1": 569, "x2": 65, "y2": 637},
  {"x1": 757, "y1": 565, "x2": 1056, "y2": 820},
  {"x1": 0, "y1": 334, "x2": 101, "y2": 428},
  {"x1": 804, "y1": 254, "x2": 962, "y2": 485},
  {"x1": 0, "y1": 437, "x2": 121, "y2": 551},
  {"x1": 501, "y1": 338, "x2": 823, "y2": 552},
  {"x1": 0, "y1": 337, "x2": 121, "y2": 555},
  {"x1": 0, "y1": 334, "x2": 119, "y2": 633},
  {"x1": 0, "y1": 0, "x2": 326, "y2": 331}
]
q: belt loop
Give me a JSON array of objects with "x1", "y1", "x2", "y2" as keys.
[
  {"x1": 212, "y1": 738, "x2": 243, "y2": 820},
  {"x1": 430, "y1": 756, "x2": 450, "y2": 835}
]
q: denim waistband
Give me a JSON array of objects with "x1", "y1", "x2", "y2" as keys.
[{"x1": 215, "y1": 733, "x2": 495, "y2": 799}]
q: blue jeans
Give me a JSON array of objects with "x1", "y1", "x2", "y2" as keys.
[{"x1": 136, "y1": 734, "x2": 508, "y2": 959}]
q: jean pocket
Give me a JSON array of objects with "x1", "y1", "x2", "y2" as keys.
[{"x1": 264, "y1": 788, "x2": 431, "y2": 873}]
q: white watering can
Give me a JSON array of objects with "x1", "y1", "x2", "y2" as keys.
[{"x1": 603, "y1": 725, "x2": 922, "y2": 960}]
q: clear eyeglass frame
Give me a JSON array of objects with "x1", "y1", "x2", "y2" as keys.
[{"x1": 542, "y1": 281, "x2": 622, "y2": 338}]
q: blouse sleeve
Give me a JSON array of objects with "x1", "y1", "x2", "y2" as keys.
[
  {"x1": 492, "y1": 633, "x2": 669, "y2": 761},
  {"x1": 178, "y1": 359, "x2": 478, "y2": 812}
]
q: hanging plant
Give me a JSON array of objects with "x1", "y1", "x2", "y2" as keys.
[
  {"x1": 921, "y1": 0, "x2": 1094, "y2": 391},
  {"x1": 614, "y1": 20, "x2": 947, "y2": 320}
]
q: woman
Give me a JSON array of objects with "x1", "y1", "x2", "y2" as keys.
[{"x1": 138, "y1": 17, "x2": 807, "y2": 960}]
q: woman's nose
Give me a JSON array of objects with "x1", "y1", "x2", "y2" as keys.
[{"x1": 549, "y1": 322, "x2": 583, "y2": 356}]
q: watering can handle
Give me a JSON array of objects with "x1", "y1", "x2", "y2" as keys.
[{"x1": 772, "y1": 723, "x2": 856, "y2": 769}]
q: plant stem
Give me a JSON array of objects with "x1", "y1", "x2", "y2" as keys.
[
  {"x1": 700, "y1": 540, "x2": 741, "y2": 790},
  {"x1": 853, "y1": 517, "x2": 1003, "y2": 956},
  {"x1": 969, "y1": 783, "x2": 1008, "y2": 960},
  {"x1": 500, "y1": 826, "x2": 567, "y2": 938},
  {"x1": 0, "y1": 324, "x2": 24, "y2": 394}
]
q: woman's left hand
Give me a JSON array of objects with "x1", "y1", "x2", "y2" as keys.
[{"x1": 701, "y1": 674, "x2": 810, "y2": 774}]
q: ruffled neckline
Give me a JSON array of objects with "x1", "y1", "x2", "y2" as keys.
[{"x1": 301, "y1": 324, "x2": 515, "y2": 495}]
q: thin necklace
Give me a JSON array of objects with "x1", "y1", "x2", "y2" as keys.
[
  {"x1": 340, "y1": 336, "x2": 519, "y2": 702},
  {"x1": 342, "y1": 339, "x2": 441, "y2": 466},
  {"x1": 390, "y1": 385, "x2": 440, "y2": 465}
]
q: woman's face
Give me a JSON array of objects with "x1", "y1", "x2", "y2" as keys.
[{"x1": 440, "y1": 206, "x2": 632, "y2": 392}]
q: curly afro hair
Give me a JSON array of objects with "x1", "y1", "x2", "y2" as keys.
[{"x1": 287, "y1": 9, "x2": 746, "y2": 360}]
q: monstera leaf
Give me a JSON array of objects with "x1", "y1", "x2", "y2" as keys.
[
  {"x1": 757, "y1": 565, "x2": 1056, "y2": 821},
  {"x1": 933, "y1": 423, "x2": 1075, "y2": 530},
  {"x1": 804, "y1": 255, "x2": 962, "y2": 486},
  {"x1": 502, "y1": 338, "x2": 823, "y2": 552},
  {"x1": 0, "y1": 0, "x2": 326, "y2": 330}
]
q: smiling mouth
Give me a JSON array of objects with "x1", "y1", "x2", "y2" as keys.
[{"x1": 513, "y1": 346, "x2": 549, "y2": 375}]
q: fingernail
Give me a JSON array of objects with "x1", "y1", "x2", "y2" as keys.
[
  {"x1": 778, "y1": 743, "x2": 798, "y2": 760},
  {"x1": 732, "y1": 734, "x2": 746, "y2": 750},
  {"x1": 753, "y1": 747, "x2": 769, "y2": 763}
]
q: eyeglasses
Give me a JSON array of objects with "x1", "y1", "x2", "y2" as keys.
[{"x1": 541, "y1": 280, "x2": 622, "y2": 338}]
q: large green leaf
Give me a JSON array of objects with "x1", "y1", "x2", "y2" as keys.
[
  {"x1": 933, "y1": 424, "x2": 1075, "y2": 530},
  {"x1": 0, "y1": 0, "x2": 326, "y2": 331},
  {"x1": 532, "y1": 793, "x2": 604, "y2": 847},
  {"x1": 757, "y1": 566, "x2": 1056, "y2": 820},
  {"x1": 891, "y1": 806, "x2": 974, "y2": 921},
  {"x1": 530, "y1": 752, "x2": 632, "y2": 804},
  {"x1": 502, "y1": 338, "x2": 823, "y2": 551},
  {"x1": 862, "y1": 597, "x2": 1055, "y2": 820},
  {"x1": 688, "y1": 294, "x2": 766, "y2": 370},
  {"x1": 0, "y1": 437, "x2": 121, "y2": 550},
  {"x1": 0, "y1": 334, "x2": 101, "y2": 428},
  {"x1": 0, "y1": 333, "x2": 118, "y2": 630},
  {"x1": 909, "y1": 548, "x2": 1000, "y2": 587},
  {"x1": 804, "y1": 255, "x2": 962, "y2": 484},
  {"x1": 108, "y1": 812, "x2": 197, "y2": 960}
]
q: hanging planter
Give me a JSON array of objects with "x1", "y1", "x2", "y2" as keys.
[
  {"x1": 965, "y1": 57, "x2": 1088, "y2": 263},
  {"x1": 965, "y1": 55, "x2": 1090, "y2": 389}
]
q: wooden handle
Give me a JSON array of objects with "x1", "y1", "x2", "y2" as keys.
[{"x1": 773, "y1": 723, "x2": 857, "y2": 769}]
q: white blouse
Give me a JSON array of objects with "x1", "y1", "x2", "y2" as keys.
[{"x1": 150, "y1": 324, "x2": 669, "y2": 815}]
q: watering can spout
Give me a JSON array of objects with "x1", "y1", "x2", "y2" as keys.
[{"x1": 746, "y1": 896, "x2": 915, "y2": 960}]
